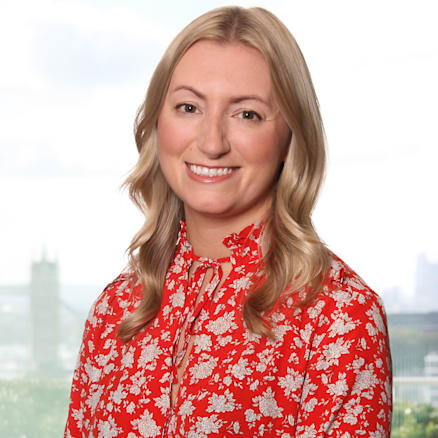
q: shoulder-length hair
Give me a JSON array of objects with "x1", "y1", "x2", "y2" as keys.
[{"x1": 118, "y1": 6, "x2": 330, "y2": 342}]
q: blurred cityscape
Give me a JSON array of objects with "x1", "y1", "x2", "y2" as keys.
[
  {"x1": 0, "y1": 253, "x2": 437, "y2": 436},
  {"x1": 0, "y1": 252, "x2": 99, "y2": 380},
  {"x1": 383, "y1": 253, "x2": 438, "y2": 314}
]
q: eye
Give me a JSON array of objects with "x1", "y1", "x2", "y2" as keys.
[
  {"x1": 237, "y1": 110, "x2": 262, "y2": 121},
  {"x1": 176, "y1": 103, "x2": 198, "y2": 113}
]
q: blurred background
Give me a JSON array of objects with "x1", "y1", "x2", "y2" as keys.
[{"x1": 1, "y1": 0, "x2": 437, "y2": 436}]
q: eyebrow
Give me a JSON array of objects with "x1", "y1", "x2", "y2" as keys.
[{"x1": 171, "y1": 85, "x2": 271, "y2": 107}]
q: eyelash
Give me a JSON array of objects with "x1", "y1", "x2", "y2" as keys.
[
  {"x1": 236, "y1": 110, "x2": 262, "y2": 121},
  {"x1": 176, "y1": 103, "x2": 198, "y2": 113},
  {"x1": 175, "y1": 104, "x2": 262, "y2": 122}
]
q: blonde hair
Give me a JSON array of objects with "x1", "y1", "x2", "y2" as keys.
[{"x1": 118, "y1": 6, "x2": 330, "y2": 342}]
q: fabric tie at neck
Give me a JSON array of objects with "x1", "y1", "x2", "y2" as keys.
[{"x1": 173, "y1": 259, "x2": 225, "y2": 369}]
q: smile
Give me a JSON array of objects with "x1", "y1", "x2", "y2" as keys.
[{"x1": 187, "y1": 164, "x2": 236, "y2": 177}]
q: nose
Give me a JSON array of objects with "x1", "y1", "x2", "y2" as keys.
[{"x1": 197, "y1": 112, "x2": 230, "y2": 159}]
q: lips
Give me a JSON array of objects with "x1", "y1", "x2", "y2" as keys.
[{"x1": 187, "y1": 163, "x2": 237, "y2": 177}]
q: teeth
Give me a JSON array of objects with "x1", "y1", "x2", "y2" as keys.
[{"x1": 189, "y1": 164, "x2": 234, "y2": 177}]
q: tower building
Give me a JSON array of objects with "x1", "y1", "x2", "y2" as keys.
[{"x1": 30, "y1": 251, "x2": 60, "y2": 375}]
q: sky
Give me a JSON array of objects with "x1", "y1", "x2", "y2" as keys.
[{"x1": 1, "y1": 0, "x2": 437, "y2": 299}]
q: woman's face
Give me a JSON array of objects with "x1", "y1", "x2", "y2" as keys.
[{"x1": 157, "y1": 40, "x2": 290, "y2": 225}]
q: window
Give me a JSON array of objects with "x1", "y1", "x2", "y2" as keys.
[{"x1": 1, "y1": 2, "x2": 436, "y2": 436}]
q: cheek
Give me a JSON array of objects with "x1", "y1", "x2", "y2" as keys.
[
  {"x1": 237, "y1": 129, "x2": 288, "y2": 166},
  {"x1": 157, "y1": 113, "x2": 195, "y2": 156},
  {"x1": 157, "y1": 116, "x2": 176, "y2": 156}
]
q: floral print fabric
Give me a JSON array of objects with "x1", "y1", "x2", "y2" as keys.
[{"x1": 64, "y1": 222, "x2": 392, "y2": 437}]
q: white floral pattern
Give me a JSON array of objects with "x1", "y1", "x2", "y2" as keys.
[{"x1": 65, "y1": 222, "x2": 392, "y2": 437}]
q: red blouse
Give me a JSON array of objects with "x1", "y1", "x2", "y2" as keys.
[{"x1": 64, "y1": 222, "x2": 392, "y2": 437}]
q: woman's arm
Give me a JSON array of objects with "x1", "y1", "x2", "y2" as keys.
[
  {"x1": 64, "y1": 274, "x2": 132, "y2": 437},
  {"x1": 64, "y1": 299, "x2": 101, "y2": 436},
  {"x1": 295, "y1": 282, "x2": 392, "y2": 437}
]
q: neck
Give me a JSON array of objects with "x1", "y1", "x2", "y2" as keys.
[{"x1": 184, "y1": 211, "x2": 265, "y2": 259}]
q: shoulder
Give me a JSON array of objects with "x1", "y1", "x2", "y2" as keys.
[
  {"x1": 326, "y1": 251, "x2": 385, "y2": 311},
  {"x1": 304, "y1": 252, "x2": 388, "y2": 338},
  {"x1": 83, "y1": 273, "x2": 141, "y2": 339}
]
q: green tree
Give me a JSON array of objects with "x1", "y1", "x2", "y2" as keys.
[{"x1": 392, "y1": 401, "x2": 438, "y2": 438}]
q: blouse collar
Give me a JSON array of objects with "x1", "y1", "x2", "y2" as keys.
[{"x1": 176, "y1": 220, "x2": 264, "y2": 263}]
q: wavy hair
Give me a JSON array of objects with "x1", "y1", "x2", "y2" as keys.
[{"x1": 118, "y1": 6, "x2": 330, "y2": 342}]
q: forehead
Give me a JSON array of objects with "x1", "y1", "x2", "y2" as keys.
[{"x1": 169, "y1": 40, "x2": 273, "y2": 97}]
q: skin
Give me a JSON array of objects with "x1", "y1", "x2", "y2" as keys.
[{"x1": 157, "y1": 40, "x2": 291, "y2": 258}]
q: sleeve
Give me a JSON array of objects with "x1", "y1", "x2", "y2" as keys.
[
  {"x1": 63, "y1": 275, "x2": 130, "y2": 437},
  {"x1": 64, "y1": 305, "x2": 97, "y2": 437},
  {"x1": 295, "y1": 286, "x2": 392, "y2": 437}
]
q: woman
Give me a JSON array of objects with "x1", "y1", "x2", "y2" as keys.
[{"x1": 65, "y1": 6, "x2": 392, "y2": 437}]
